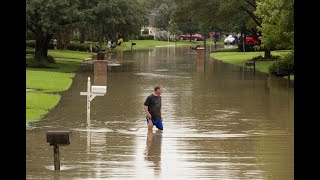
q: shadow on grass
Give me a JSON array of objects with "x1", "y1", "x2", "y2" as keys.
[{"x1": 26, "y1": 55, "x2": 84, "y2": 73}]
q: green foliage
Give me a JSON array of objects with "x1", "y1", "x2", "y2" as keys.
[
  {"x1": 26, "y1": 0, "x2": 79, "y2": 36},
  {"x1": 255, "y1": 0, "x2": 294, "y2": 49},
  {"x1": 268, "y1": 52, "x2": 294, "y2": 76},
  {"x1": 65, "y1": 43, "x2": 99, "y2": 52},
  {"x1": 26, "y1": 55, "x2": 56, "y2": 68},
  {"x1": 154, "y1": 1, "x2": 175, "y2": 31},
  {"x1": 142, "y1": 28, "x2": 149, "y2": 34},
  {"x1": 238, "y1": 43, "x2": 256, "y2": 52},
  {"x1": 26, "y1": 48, "x2": 35, "y2": 54},
  {"x1": 26, "y1": 40, "x2": 36, "y2": 48},
  {"x1": 136, "y1": 35, "x2": 155, "y2": 40},
  {"x1": 214, "y1": 47, "x2": 239, "y2": 53}
]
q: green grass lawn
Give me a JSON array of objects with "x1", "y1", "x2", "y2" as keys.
[
  {"x1": 284, "y1": 75, "x2": 294, "y2": 80},
  {"x1": 210, "y1": 50, "x2": 292, "y2": 73},
  {"x1": 26, "y1": 50, "x2": 92, "y2": 124},
  {"x1": 76, "y1": 40, "x2": 204, "y2": 52},
  {"x1": 26, "y1": 92, "x2": 60, "y2": 123},
  {"x1": 112, "y1": 40, "x2": 203, "y2": 52}
]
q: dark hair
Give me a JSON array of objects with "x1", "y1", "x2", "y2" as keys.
[{"x1": 154, "y1": 85, "x2": 162, "y2": 91}]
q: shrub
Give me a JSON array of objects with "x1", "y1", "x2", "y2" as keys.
[
  {"x1": 251, "y1": 55, "x2": 280, "y2": 61},
  {"x1": 26, "y1": 48, "x2": 35, "y2": 54},
  {"x1": 46, "y1": 55, "x2": 55, "y2": 63},
  {"x1": 142, "y1": 28, "x2": 149, "y2": 34},
  {"x1": 66, "y1": 43, "x2": 100, "y2": 52},
  {"x1": 26, "y1": 57, "x2": 51, "y2": 68},
  {"x1": 138, "y1": 35, "x2": 154, "y2": 40},
  {"x1": 66, "y1": 43, "x2": 88, "y2": 51},
  {"x1": 26, "y1": 40, "x2": 54, "y2": 49},
  {"x1": 26, "y1": 40, "x2": 36, "y2": 48},
  {"x1": 268, "y1": 52, "x2": 294, "y2": 76},
  {"x1": 214, "y1": 48, "x2": 239, "y2": 53},
  {"x1": 238, "y1": 43, "x2": 255, "y2": 52}
]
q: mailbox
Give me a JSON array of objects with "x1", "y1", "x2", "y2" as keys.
[
  {"x1": 46, "y1": 131, "x2": 71, "y2": 146},
  {"x1": 131, "y1": 42, "x2": 136, "y2": 46},
  {"x1": 92, "y1": 85, "x2": 107, "y2": 94}
]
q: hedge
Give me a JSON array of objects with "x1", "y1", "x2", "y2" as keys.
[
  {"x1": 268, "y1": 52, "x2": 294, "y2": 76},
  {"x1": 26, "y1": 40, "x2": 54, "y2": 49}
]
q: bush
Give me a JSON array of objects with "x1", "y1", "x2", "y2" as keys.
[
  {"x1": 66, "y1": 43, "x2": 88, "y2": 51},
  {"x1": 26, "y1": 57, "x2": 53, "y2": 68},
  {"x1": 26, "y1": 40, "x2": 36, "y2": 48},
  {"x1": 238, "y1": 43, "x2": 255, "y2": 52},
  {"x1": 138, "y1": 35, "x2": 154, "y2": 40},
  {"x1": 66, "y1": 43, "x2": 100, "y2": 52},
  {"x1": 268, "y1": 52, "x2": 294, "y2": 76},
  {"x1": 26, "y1": 48, "x2": 35, "y2": 54},
  {"x1": 251, "y1": 55, "x2": 280, "y2": 61},
  {"x1": 26, "y1": 40, "x2": 54, "y2": 49},
  {"x1": 214, "y1": 48, "x2": 239, "y2": 53},
  {"x1": 142, "y1": 28, "x2": 149, "y2": 35},
  {"x1": 46, "y1": 55, "x2": 55, "y2": 63}
]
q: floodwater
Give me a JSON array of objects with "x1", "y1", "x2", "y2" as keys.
[{"x1": 26, "y1": 47, "x2": 294, "y2": 180}]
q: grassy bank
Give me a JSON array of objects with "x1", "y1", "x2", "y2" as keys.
[
  {"x1": 210, "y1": 50, "x2": 292, "y2": 75},
  {"x1": 113, "y1": 40, "x2": 205, "y2": 52},
  {"x1": 76, "y1": 40, "x2": 203, "y2": 52},
  {"x1": 26, "y1": 50, "x2": 92, "y2": 124}
]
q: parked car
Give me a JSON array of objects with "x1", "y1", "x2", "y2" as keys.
[
  {"x1": 224, "y1": 35, "x2": 235, "y2": 44},
  {"x1": 245, "y1": 36, "x2": 260, "y2": 45},
  {"x1": 180, "y1": 34, "x2": 204, "y2": 41}
]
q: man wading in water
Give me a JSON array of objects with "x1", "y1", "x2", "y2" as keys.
[{"x1": 144, "y1": 85, "x2": 164, "y2": 131}]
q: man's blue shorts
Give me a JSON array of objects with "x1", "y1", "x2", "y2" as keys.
[{"x1": 146, "y1": 117, "x2": 163, "y2": 130}]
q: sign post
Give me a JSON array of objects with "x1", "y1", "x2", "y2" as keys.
[
  {"x1": 80, "y1": 77, "x2": 107, "y2": 122},
  {"x1": 209, "y1": 32, "x2": 214, "y2": 52}
]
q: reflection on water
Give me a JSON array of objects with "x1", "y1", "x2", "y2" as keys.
[
  {"x1": 26, "y1": 46, "x2": 293, "y2": 179},
  {"x1": 145, "y1": 130, "x2": 162, "y2": 176}
]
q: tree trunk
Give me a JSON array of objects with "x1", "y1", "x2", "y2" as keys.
[
  {"x1": 264, "y1": 49, "x2": 271, "y2": 59},
  {"x1": 99, "y1": 34, "x2": 103, "y2": 52},
  {"x1": 80, "y1": 27, "x2": 86, "y2": 44},
  {"x1": 189, "y1": 34, "x2": 192, "y2": 42},
  {"x1": 35, "y1": 34, "x2": 51, "y2": 61},
  {"x1": 203, "y1": 34, "x2": 206, "y2": 52}
]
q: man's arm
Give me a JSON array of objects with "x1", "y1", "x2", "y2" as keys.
[{"x1": 144, "y1": 105, "x2": 151, "y2": 119}]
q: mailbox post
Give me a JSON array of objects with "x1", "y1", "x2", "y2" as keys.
[
  {"x1": 46, "y1": 131, "x2": 71, "y2": 171},
  {"x1": 131, "y1": 42, "x2": 136, "y2": 53},
  {"x1": 80, "y1": 77, "x2": 107, "y2": 121}
]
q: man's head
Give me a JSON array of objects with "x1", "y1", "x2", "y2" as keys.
[{"x1": 154, "y1": 85, "x2": 163, "y2": 95}]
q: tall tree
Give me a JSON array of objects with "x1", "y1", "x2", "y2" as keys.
[
  {"x1": 255, "y1": 0, "x2": 294, "y2": 50},
  {"x1": 26, "y1": 0, "x2": 80, "y2": 60},
  {"x1": 87, "y1": 0, "x2": 147, "y2": 51},
  {"x1": 154, "y1": 0, "x2": 175, "y2": 31}
]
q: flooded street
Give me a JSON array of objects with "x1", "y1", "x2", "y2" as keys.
[{"x1": 26, "y1": 47, "x2": 294, "y2": 180}]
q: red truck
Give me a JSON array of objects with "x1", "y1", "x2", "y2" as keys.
[{"x1": 245, "y1": 36, "x2": 260, "y2": 45}]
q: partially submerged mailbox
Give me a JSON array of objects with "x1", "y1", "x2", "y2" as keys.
[
  {"x1": 46, "y1": 131, "x2": 71, "y2": 146},
  {"x1": 91, "y1": 85, "x2": 107, "y2": 94},
  {"x1": 46, "y1": 131, "x2": 71, "y2": 171}
]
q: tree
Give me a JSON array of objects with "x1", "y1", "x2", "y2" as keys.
[
  {"x1": 255, "y1": 0, "x2": 294, "y2": 50},
  {"x1": 26, "y1": 0, "x2": 80, "y2": 61},
  {"x1": 87, "y1": 0, "x2": 147, "y2": 51},
  {"x1": 154, "y1": 0, "x2": 175, "y2": 31}
]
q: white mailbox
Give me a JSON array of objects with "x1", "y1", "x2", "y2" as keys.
[{"x1": 91, "y1": 86, "x2": 107, "y2": 94}]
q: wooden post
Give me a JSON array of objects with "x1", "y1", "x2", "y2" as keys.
[
  {"x1": 87, "y1": 77, "x2": 91, "y2": 122},
  {"x1": 53, "y1": 145, "x2": 60, "y2": 170},
  {"x1": 253, "y1": 60, "x2": 256, "y2": 76}
]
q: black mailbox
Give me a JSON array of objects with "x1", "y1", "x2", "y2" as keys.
[
  {"x1": 46, "y1": 131, "x2": 71, "y2": 146},
  {"x1": 245, "y1": 60, "x2": 255, "y2": 66},
  {"x1": 131, "y1": 42, "x2": 136, "y2": 46}
]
